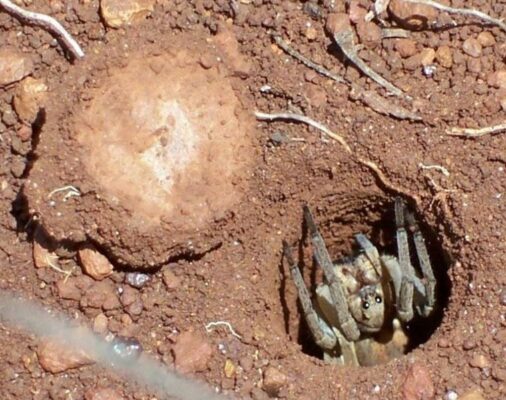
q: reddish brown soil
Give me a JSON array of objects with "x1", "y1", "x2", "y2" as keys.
[
  {"x1": 0, "y1": 1, "x2": 505, "y2": 400},
  {"x1": 25, "y1": 34, "x2": 254, "y2": 268}
]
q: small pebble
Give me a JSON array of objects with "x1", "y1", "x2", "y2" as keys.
[
  {"x1": 100, "y1": 0, "x2": 155, "y2": 28},
  {"x1": 423, "y1": 65, "x2": 436, "y2": 77},
  {"x1": 111, "y1": 336, "x2": 142, "y2": 361},
  {"x1": 467, "y1": 58, "x2": 481, "y2": 74},
  {"x1": 445, "y1": 390, "x2": 458, "y2": 400},
  {"x1": 37, "y1": 340, "x2": 94, "y2": 373},
  {"x1": 469, "y1": 353, "x2": 490, "y2": 369},
  {"x1": 224, "y1": 359, "x2": 235, "y2": 378},
  {"x1": 93, "y1": 313, "x2": 109, "y2": 335},
  {"x1": 13, "y1": 77, "x2": 47, "y2": 123},
  {"x1": 33, "y1": 240, "x2": 58, "y2": 269},
  {"x1": 85, "y1": 387, "x2": 125, "y2": 400},
  {"x1": 462, "y1": 339, "x2": 476, "y2": 350},
  {"x1": 162, "y1": 269, "x2": 181, "y2": 290},
  {"x1": 402, "y1": 362, "x2": 434, "y2": 400},
  {"x1": 396, "y1": 39, "x2": 417, "y2": 58},
  {"x1": 459, "y1": 389, "x2": 485, "y2": 400},
  {"x1": 172, "y1": 331, "x2": 213, "y2": 373},
  {"x1": 79, "y1": 244, "x2": 114, "y2": 281},
  {"x1": 80, "y1": 280, "x2": 121, "y2": 310},
  {"x1": 420, "y1": 48, "x2": 436, "y2": 67},
  {"x1": 0, "y1": 48, "x2": 34, "y2": 86},
  {"x1": 477, "y1": 31, "x2": 495, "y2": 47},
  {"x1": 124, "y1": 272, "x2": 150, "y2": 288},
  {"x1": 303, "y1": 1, "x2": 322, "y2": 20},
  {"x1": 348, "y1": 0, "x2": 368, "y2": 24},
  {"x1": 262, "y1": 366, "x2": 287, "y2": 397},
  {"x1": 56, "y1": 278, "x2": 82, "y2": 301},
  {"x1": 488, "y1": 70, "x2": 506, "y2": 89},
  {"x1": 356, "y1": 20, "x2": 382, "y2": 46},
  {"x1": 462, "y1": 38, "x2": 482, "y2": 58},
  {"x1": 304, "y1": 26, "x2": 318, "y2": 41}
]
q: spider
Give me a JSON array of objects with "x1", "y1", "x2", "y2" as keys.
[{"x1": 283, "y1": 198, "x2": 436, "y2": 366}]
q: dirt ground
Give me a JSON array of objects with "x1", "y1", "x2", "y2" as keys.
[{"x1": 0, "y1": 0, "x2": 505, "y2": 399}]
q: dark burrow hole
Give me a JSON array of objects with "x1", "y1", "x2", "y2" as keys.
[{"x1": 291, "y1": 194, "x2": 452, "y2": 366}]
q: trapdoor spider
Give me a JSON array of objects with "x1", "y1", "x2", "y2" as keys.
[{"x1": 283, "y1": 198, "x2": 436, "y2": 366}]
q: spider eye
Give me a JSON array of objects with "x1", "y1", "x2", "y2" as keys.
[
  {"x1": 362, "y1": 301, "x2": 370, "y2": 309},
  {"x1": 375, "y1": 296, "x2": 382, "y2": 304}
]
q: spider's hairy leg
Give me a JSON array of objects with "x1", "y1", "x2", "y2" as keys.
[
  {"x1": 406, "y1": 211, "x2": 436, "y2": 317},
  {"x1": 381, "y1": 255, "x2": 403, "y2": 300},
  {"x1": 355, "y1": 233, "x2": 382, "y2": 275},
  {"x1": 283, "y1": 240, "x2": 338, "y2": 350},
  {"x1": 316, "y1": 284, "x2": 360, "y2": 366},
  {"x1": 395, "y1": 197, "x2": 416, "y2": 322},
  {"x1": 303, "y1": 206, "x2": 360, "y2": 341}
]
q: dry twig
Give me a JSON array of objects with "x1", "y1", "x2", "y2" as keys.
[
  {"x1": 273, "y1": 35, "x2": 345, "y2": 84},
  {"x1": 255, "y1": 111, "x2": 351, "y2": 152},
  {"x1": 447, "y1": 123, "x2": 506, "y2": 138},
  {"x1": 255, "y1": 111, "x2": 421, "y2": 206},
  {"x1": 330, "y1": 27, "x2": 409, "y2": 99},
  {"x1": 0, "y1": 0, "x2": 84, "y2": 59},
  {"x1": 273, "y1": 35, "x2": 421, "y2": 121},
  {"x1": 406, "y1": 0, "x2": 506, "y2": 33},
  {"x1": 381, "y1": 28, "x2": 410, "y2": 39}
]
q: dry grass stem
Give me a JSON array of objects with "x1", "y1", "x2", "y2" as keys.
[
  {"x1": 273, "y1": 35, "x2": 420, "y2": 121},
  {"x1": 447, "y1": 123, "x2": 506, "y2": 138},
  {"x1": 331, "y1": 29, "x2": 409, "y2": 99},
  {"x1": 381, "y1": 28, "x2": 410, "y2": 39},
  {"x1": 0, "y1": 0, "x2": 84, "y2": 59},
  {"x1": 406, "y1": 0, "x2": 506, "y2": 33},
  {"x1": 255, "y1": 110, "x2": 421, "y2": 206},
  {"x1": 273, "y1": 35, "x2": 345, "y2": 84},
  {"x1": 255, "y1": 111, "x2": 352, "y2": 152},
  {"x1": 350, "y1": 86, "x2": 421, "y2": 120}
]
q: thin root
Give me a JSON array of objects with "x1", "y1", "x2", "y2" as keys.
[
  {"x1": 255, "y1": 110, "x2": 421, "y2": 207},
  {"x1": 45, "y1": 254, "x2": 73, "y2": 282},
  {"x1": 418, "y1": 163, "x2": 450, "y2": 177},
  {"x1": 447, "y1": 123, "x2": 506, "y2": 138},
  {"x1": 205, "y1": 321, "x2": 242, "y2": 340},
  {"x1": 0, "y1": 0, "x2": 84, "y2": 60},
  {"x1": 48, "y1": 185, "x2": 81, "y2": 201},
  {"x1": 406, "y1": 0, "x2": 506, "y2": 33},
  {"x1": 425, "y1": 176, "x2": 455, "y2": 213}
]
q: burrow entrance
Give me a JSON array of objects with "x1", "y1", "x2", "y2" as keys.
[{"x1": 289, "y1": 192, "x2": 451, "y2": 366}]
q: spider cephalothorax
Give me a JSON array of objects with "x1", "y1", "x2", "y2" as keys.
[{"x1": 283, "y1": 198, "x2": 436, "y2": 366}]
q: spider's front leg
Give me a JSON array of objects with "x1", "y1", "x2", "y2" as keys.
[
  {"x1": 395, "y1": 198, "x2": 417, "y2": 322},
  {"x1": 303, "y1": 206, "x2": 360, "y2": 341},
  {"x1": 406, "y1": 210, "x2": 436, "y2": 317},
  {"x1": 283, "y1": 241, "x2": 337, "y2": 350}
]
